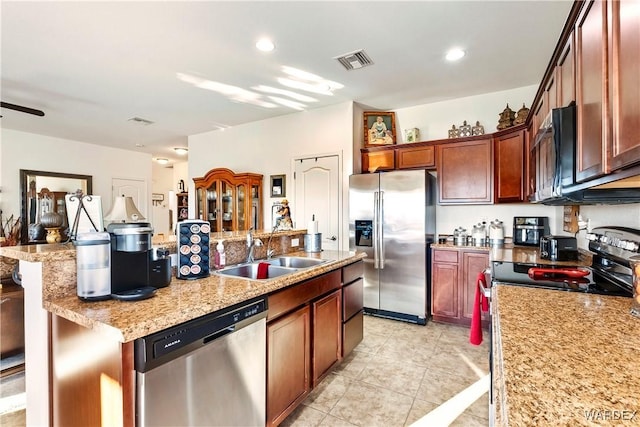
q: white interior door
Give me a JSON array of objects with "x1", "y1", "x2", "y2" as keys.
[
  {"x1": 112, "y1": 178, "x2": 148, "y2": 220},
  {"x1": 294, "y1": 155, "x2": 340, "y2": 251}
]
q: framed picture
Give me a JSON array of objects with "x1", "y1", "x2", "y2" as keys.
[
  {"x1": 364, "y1": 111, "x2": 396, "y2": 146},
  {"x1": 270, "y1": 174, "x2": 286, "y2": 197}
]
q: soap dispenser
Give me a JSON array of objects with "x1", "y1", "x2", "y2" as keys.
[{"x1": 215, "y1": 240, "x2": 226, "y2": 269}]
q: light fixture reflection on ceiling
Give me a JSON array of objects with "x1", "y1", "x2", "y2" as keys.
[
  {"x1": 280, "y1": 66, "x2": 344, "y2": 93},
  {"x1": 445, "y1": 48, "x2": 466, "y2": 61},
  {"x1": 252, "y1": 85, "x2": 318, "y2": 103},
  {"x1": 268, "y1": 96, "x2": 306, "y2": 111},
  {"x1": 177, "y1": 72, "x2": 277, "y2": 108},
  {"x1": 277, "y1": 78, "x2": 334, "y2": 96},
  {"x1": 155, "y1": 158, "x2": 169, "y2": 165},
  {"x1": 256, "y1": 38, "x2": 275, "y2": 52},
  {"x1": 174, "y1": 147, "x2": 188, "y2": 155}
]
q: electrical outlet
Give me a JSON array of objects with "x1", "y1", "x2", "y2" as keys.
[{"x1": 291, "y1": 238, "x2": 299, "y2": 247}]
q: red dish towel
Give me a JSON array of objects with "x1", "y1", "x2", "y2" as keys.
[
  {"x1": 470, "y1": 271, "x2": 490, "y2": 345},
  {"x1": 257, "y1": 262, "x2": 270, "y2": 279}
]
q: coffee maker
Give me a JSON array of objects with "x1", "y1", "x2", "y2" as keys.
[{"x1": 104, "y1": 197, "x2": 170, "y2": 300}]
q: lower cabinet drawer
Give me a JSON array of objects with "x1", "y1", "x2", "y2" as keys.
[
  {"x1": 342, "y1": 311, "x2": 363, "y2": 357},
  {"x1": 343, "y1": 278, "x2": 363, "y2": 320}
]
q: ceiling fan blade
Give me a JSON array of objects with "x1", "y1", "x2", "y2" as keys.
[{"x1": 1, "y1": 101, "x2": 45, "y2": 117}]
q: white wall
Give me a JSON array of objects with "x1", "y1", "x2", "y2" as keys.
[
  {"x1": 0, "y1": 128, "x2": 152, "y2": 228},
  {"x1": 189, "y1": 102, "x2": 354, "y2": 248},
  {"x1": 394, "y1": 85, "x2": 538, "y2": 143}
]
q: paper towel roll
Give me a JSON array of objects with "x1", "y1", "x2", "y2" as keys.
[{"x1": 308, "y1": 220, "x2": 318, "y2": 235}]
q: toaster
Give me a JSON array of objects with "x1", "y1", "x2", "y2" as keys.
[{"x1": 539, "y1": 235, "x2": 578, "y2": 261}]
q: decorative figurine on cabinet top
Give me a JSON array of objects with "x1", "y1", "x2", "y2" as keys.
[
  {"x1": 514, "y1": 103, "x2": 530, "y2": 125},
  {"x1": 404, "y1": 128, "x2": 420, "y2": 143},
  {"x1": 497, "y1": 104, "x2": 516, "y2": 130},
  {"x1": 448, "y1": 124, "x2": 460, "y2": 138},
  {"x1": 459, "y1": 120, "x2": 472, "y2": 137},
  {"x1": 472, "y1": 121, "x2": 485, "y2": 136}
]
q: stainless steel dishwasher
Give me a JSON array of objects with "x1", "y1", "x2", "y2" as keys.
[{"x1": 134, "y1": 296, "x2": 267, "y2": 426}]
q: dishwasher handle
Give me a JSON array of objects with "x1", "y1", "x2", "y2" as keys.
[{"x1": 203, "y1": 326, "x2": 235, "y2": 344}]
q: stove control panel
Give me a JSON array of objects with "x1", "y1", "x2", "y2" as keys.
[{"x1": 586, "y1": 226, "x2": 640, "y2": 254}]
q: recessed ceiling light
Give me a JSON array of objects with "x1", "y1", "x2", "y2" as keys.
[
  {"x1": 174, "y1": 147, "x2": 188, "y2": 155},
  {"x1": 445, "y1": 48, "x2": 465, "y2": 61},
  {"x1": 156, "y1": 158, "x2": 169, "y2": 165},
  {"x1": 256, "y1": 38, "x2": 275, "y2": 52}
]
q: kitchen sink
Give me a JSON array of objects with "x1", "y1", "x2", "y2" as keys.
[
  {"x1": 216, "y1": 263, "x2": 297, "y2": 280},
  {"x1": 215, "y1": 256, "x2": 330, "y2": 280},
  {"x1": 264, "y1": 256, "x2": 330, "y2": 269}
]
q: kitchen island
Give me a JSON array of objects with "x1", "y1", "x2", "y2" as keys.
[
  {"x1": 492, "y1": 284, "x2": 640, "y2": 426},
  {"x1": 0, "y1": 230, "x2": 365, "y2": 426}
]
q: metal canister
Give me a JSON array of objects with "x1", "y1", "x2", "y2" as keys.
[{"x1": 453, "y1": 227, "x2": 467, "y2": 246}]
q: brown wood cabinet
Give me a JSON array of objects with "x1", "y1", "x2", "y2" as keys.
[
  {"x1": 193, "y1": 168, "x2": 263, "y2": 232},
  {"x1": 608, "y1": 0, "x2": 640, "y2": 171},
  {"x1": 266, "y1": 269, "x2": 342, "y2": 426},
  {"x1": 557, "y1": 31, "x2": 575, "y2": 107},
  {"x1": 437, "y1": 138, "x2": 493, "y2": 204},
  {"x1": 311, "y1": 290, "x2": 342, "y2": 386},
  {"x1": 431, "y1": 248, "x2": 489, "y2": 327},
  {"x1": 493, "y1": 126, "x2": 526, "y2": 203},
  {"x1": 575, "y1": 0, "x2": 608, "y2": 182},
  {"x1": 0, "y1": 282, "x2": 24, "y2": 358},
  {"x1": 361, "y1": 148, "x2": 395, "y2": 173},
  {"x1": 397, "y1": 145, "x2": 435, "y2": 170},
  {"x1": 267, "y1": 305, "x2": 311, "y2": 426}
]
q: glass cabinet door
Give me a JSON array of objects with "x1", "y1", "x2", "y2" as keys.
[
  {"x1": 237, "y1": 184, "x2": 246, "y2": 231},
  {"x1": 205, "y1": 185, "x2": 218, "y2": 231},
  {"x1": 251, "y1": 184, "x2": 260, "y2": 230},
  {"x1": 220, "y1": 181, "x2": 234, "y2": 231}
]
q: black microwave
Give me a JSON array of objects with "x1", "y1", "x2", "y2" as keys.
[
  {"x1": 531, "y1": 104, "x2": 640, "y2": 204},
  {"x1": 530, "y1": 104, "x2": 576, "y2": 204}
]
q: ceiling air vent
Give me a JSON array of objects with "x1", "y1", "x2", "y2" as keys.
[{"x1": 334, "y1": 49, "x2": 373, "y2": 71}]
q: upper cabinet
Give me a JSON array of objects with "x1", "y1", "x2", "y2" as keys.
[
  {"x1": 575, "y1": 0, "x2": 608, "y2": 182},
  {"x1": 557, "y1": 31, "x2": 575, "y2": 108},
  {"x1": 193, "y1": 168, "x2": 263, "y2": 232},
  {"x1": 437, "y1": 138, "x2": 493, "y2": 204},
  {"x1": 493, "y1": 126, "x2": 527, "y2": 203},
  {"x1": 575, "y1": 0, "x2": 640, "y2": 182},
  {"x1": 608, "y1": 0, "x2": 640, "y2": 171}
]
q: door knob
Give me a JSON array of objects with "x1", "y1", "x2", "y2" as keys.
[{"x1": 329, "y1": 235, "x2": 337, "y2": 241}]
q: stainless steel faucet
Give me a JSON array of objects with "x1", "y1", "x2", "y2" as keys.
[
  {"x1": 246, "y1": 229, "x2": 263, "y2": 263},
  {"x1": 266, "y1": 227, "x2": 278, "y2": 259}
]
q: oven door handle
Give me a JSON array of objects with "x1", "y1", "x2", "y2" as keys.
[{"x1": 480, "y1": 268, "x2": 492, "y2": 299}]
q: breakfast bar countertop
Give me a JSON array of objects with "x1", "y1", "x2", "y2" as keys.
[
  {"x1": 45, "y1": 249, "x2": 364, "y2": 343},
  {"x1": 0, "y1": 240, "x2": 365, "y2": 343},
  {"x1": 492, "y1": 284, "x2": 640, "y2": 426}
]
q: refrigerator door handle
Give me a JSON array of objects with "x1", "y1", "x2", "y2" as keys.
[
  {"x1": 379, "y1": 190, "x2": 384, "y2": 269},
  {"x1": 373, "y1": 191, "x2": 379, "y2": 269}
]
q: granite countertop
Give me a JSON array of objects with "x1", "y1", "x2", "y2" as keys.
[
  {"x1": 493, "y1": 284, "x2": 640, "y2": 426},
  {"x1": 44, "y1": 249, "x2": 364, "y2": 343}
]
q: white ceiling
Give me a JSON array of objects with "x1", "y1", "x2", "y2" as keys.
[{"x1": 1, "y1": 1, "x2": 573, "y2": 164}]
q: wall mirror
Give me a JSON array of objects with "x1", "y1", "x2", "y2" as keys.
[
  {"x1": 270, "y1": 174, "x2": 286, "y2": 197},
  {"x1": 20, "y1": 169, "x2": 92, "y2": 244}
]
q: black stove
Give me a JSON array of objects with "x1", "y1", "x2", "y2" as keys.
[{"x1": 491, "y1": 226, "x2": 640, "y2": 297}]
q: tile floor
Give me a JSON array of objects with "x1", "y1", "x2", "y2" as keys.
[
  {"x1": 0, "y1": 316, "x2": 489, "y2": 427},
  {"x1": 282, "y1": 315, "x2": 490, "y2": 427}
]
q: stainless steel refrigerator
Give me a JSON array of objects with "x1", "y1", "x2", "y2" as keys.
[{"x1": 349, "y1": 170, "x2": 435, "y2": 324}]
